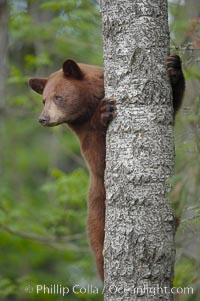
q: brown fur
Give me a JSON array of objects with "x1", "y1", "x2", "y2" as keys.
[{"x1": 29, "y1": 56, "x2": 185, "y2": 281}]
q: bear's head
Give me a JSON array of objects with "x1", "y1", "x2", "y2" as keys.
[{"x1": 29, "y1": 59, "x2": 104, "y2": 127}]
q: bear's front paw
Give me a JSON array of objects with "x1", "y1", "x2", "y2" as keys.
[
  {"x1": 99, "y1": 98, "x2": 116, "y2": 127},
  {"x1": 167, "y1": 55, "x2": 183, "y2": 85}
]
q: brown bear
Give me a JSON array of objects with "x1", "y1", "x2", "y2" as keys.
[{"x1": 29, "y1": 55, "x2": 185, "y2": 281}]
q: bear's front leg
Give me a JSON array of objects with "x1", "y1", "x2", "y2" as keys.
[
  {"x1": 167, "y1": 55, "x2": 185, "y2": 115},
  {"x1": 86, "y1": 98, "x2": 116, "y2": 281}
]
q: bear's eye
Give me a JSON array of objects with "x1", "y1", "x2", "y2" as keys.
[
  {"x1": 54, "y1": 95, "x2": 63, "y2": 104},
  {"x1": 42, "y1": 99, "x2": 46, "y2": 105}
]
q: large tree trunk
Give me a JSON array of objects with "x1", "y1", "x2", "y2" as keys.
[
  {"x1": 0, "y1": 0, "x2": 8, "y2": 175},
  {"x1": 101, "y1": 1, "x2": 176, "y2": 300}
]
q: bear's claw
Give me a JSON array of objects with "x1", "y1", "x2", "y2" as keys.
[{"x1": 99, "y1": 98, "x2": 116, "y2": 126}]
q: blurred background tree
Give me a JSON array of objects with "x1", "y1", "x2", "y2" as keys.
[
  {"x1": 0, "y1": 0, "x2": 199, "y2": 300},
  {"x1": 169, "y1": 1, "x2": 200, "y2": 301}
]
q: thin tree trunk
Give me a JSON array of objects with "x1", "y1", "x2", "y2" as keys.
[
  {"x1": 28, "y1": 1, "x2": 54, "y2": 75},
  {"x1": 0, "y1": 0, "x2": 8, "y2": 175},
  {"x1": 101, "y1": 1, "x2": 176, "y2": 300}
]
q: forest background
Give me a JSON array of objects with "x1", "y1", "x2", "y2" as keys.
[{"x1": 0, "y1": 0, "x2": 199, "y2": 300}]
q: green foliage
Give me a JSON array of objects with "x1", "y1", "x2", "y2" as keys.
[
  {"x1": 1, "y1": 1, "x2": 103, "y2": 300},
  {"x1": 0, "y1": 166, "x2": 104, "y2": 300}
]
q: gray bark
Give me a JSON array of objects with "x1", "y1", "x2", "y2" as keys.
[
  {"x1": 0, "y1": 0, "x2": 8, "y2": 175},
  {"x1": 100, "y1": 1, "x2": 176, "y2": 300}
]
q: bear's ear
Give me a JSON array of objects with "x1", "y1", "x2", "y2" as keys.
[
  {"x1": 29, "y1": 78, "x2": 47, "y2": 94},
  {"x1": 62, "y1": 59, "x2": 83, "y2": 79}
]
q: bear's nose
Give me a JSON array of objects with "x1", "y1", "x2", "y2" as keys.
[{"x1": 39, "y1": 115, "x2": 50, "y2": 125}]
